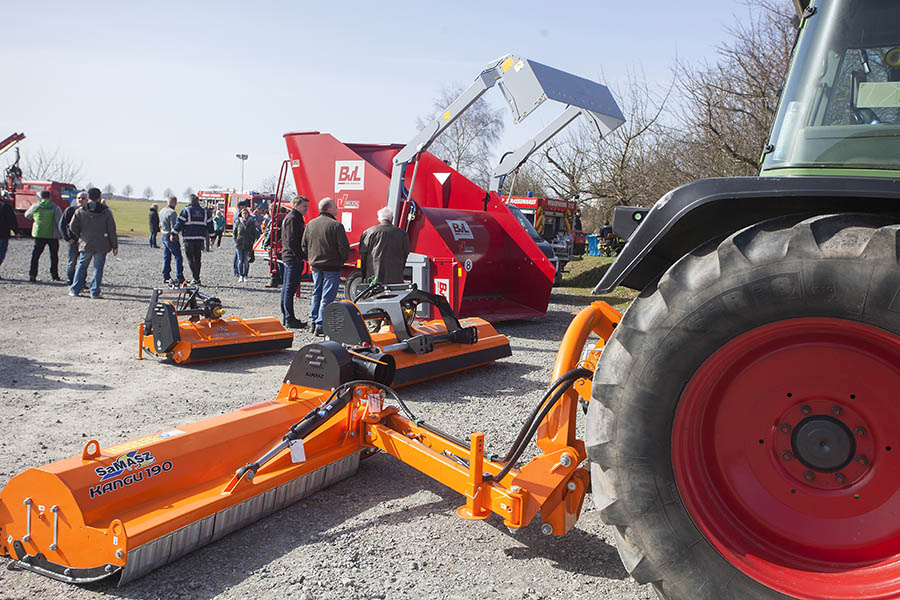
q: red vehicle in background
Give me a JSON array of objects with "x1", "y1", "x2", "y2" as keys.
[
  {"x1": 198, "y1": 190, "x2": 274, "y2": 229},
  {"x1": 507, "y1": 195, "x2": 585, "y2": 276},
  {"x1": 2, "y1": 133, "x2": 77, "y2": 234}
]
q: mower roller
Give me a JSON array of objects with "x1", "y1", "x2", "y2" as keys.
[
  {"x1": 138, "y1": 288, "x2": 293, "y2": 363},
  {"x1": 0, "y1": 300, "x2": 620, "y2": 585}
]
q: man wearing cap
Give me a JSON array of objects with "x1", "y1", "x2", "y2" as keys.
[
  {"x1": 358, "y1": 206, "x2": 409, "y2": 286},
  {"x1": 61, "y1": 191, "x2": 88, "y2": 285},
  {"x1": 25, "y1": 190, "x2": 63, "y2": 282}
]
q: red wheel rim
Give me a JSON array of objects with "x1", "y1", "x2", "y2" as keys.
[{"x1": 672, "y1": 318, "x2": 900, "y2": 600}]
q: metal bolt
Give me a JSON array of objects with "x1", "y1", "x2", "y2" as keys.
[
  {"x1": 855, "y1": 427, "x2": 867, "y2": 437},
  {"x1": 832, "y1": 406, "x2": 843, "y2": 416},
  {"x1": 803, "y1": 471, "x2": 815, "y2": 482},
  {"x1": 781, "y1": 451, "x2": 793, "y2": 461},
  {"x1": 49, "y1": 543, "x2": 58, "y2": 551},
  {"x1": 780, "y1": 423, "x2": 792, "y2": 434},
  {"x1": 834, "y1": 473, "x2": 846, "y2": 484},
  {"x1": 559, "y1": 454, "x2": 573, "y2": 468},
  {"x1": 64, "y1": 568, "x2": 71, "y2": 576},
  {"x1": 510, "y1": 485, "x2": 521, "y2": 493},
  {"x1": 567, "y1": 481, "x2": 577, "y2": 491},
  {"x1": 856, "y1": 455, "x2": 869, "y2": 466},
  {"x1": 115, "y1": 549, "x2": 124, "y2": 559},
  {"x1": 801, "y1": 405, "x2": 812, "y2": 415},
  {"x1": 541, "y1": 524, "x2": 553, "y2": 535},
  {"x1": 105, "y1": 565, "x2": 114, "y2": 573},
  {"x1": 355, "y1": 388, "x2": 364, "y2": 397},
  {"x1": 349, "y1": 431, "x2": 356, "y2": 438}
]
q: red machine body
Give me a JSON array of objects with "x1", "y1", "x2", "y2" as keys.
[
  {"x1": 10, "y1": 181, "x2": 78, "y2": 233},
  {"x1": 283, "y1": 132, "x2": 555, "y2": 321}
]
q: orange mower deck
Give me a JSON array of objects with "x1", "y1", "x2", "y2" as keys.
[
  {"x1": 138, "y1": 288, "x2": 293, "y2": 364},
  {"x1": 1, "y1": 301, "x2": 621, "y2": 585}
]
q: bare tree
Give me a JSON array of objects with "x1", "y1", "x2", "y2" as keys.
[
  {"x1": 260, "y1": 174, "x2": 296, "y2": 198},
  {"x1": 675, "y1": 0, "x2": 795, "y2": 176},
  {"x1": 416, "y1": 84, "x2": 505, "y2": 188},
  {"x1": 121, "y1": 184, "x2": 133, "y2": 198},
  {"x1": 163, "y1": 187, "x2": 174, "y2": 198},
  {"x1": 143, "y1": 186, "x2": 154, "y2": 199},
  {"x1": 499, "y1": 162, "x2": 548, "y2": 199},
  {"x1": 103, "y1": 184, "x2": 116, "y2": 197},
  {"x1": 184, "y1": 186, "x2": 193, "y2": 198},
  {"x1": 21, "y1": 148, "x2": 83, "y2": 183}
]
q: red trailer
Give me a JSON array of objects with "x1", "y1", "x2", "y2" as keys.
[{"x1": 9, "y1": 181, "x2": 78, "y2": 234}]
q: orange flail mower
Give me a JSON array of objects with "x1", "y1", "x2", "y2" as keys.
[
  {"x1": 138, "y1": 288, "x2": 294, "y2": 363},
  {"x1": 0, "y1": 300, "x2": 620, "y2": 585}
]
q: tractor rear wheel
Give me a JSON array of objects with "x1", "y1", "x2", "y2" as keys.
[{"x1": 587, "y1": 214, "x2": 900, "y2": 600}]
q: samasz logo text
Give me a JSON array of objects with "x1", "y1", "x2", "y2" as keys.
[{"x1": 94, "y1": 450, "x2": 156, "y2": 482}]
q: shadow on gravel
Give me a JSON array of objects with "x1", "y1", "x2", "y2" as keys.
[
  {"x1": 0, "y1": 355, "x2": 111, "y2": 391},
  {"x1": 493, "y1": 521, "x2": 629, "y2": 580},
  {"x1": 401, "y1": 360, "x2": 539, "y2": 402}
]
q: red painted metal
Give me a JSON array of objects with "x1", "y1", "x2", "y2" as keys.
[
  {"x1": 282, "y1": 132, "x2": 555, "y2": 321},
  {"x1": 672, "y1": 318, "x2": 900, "y2": 600},
  {"x1": 11, "y1": 181, "x2": 78, "y2": 233}
]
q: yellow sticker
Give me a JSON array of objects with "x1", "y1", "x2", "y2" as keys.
[
  {"x1": 104, "y1": 435, "x2": 159, "y2": 455},
  {"x1": 501, "y1": 57, "x2": 515, "y2": 72},
  {"x1": 442, "y1": 111, "x2": 452, "y2": 122}
]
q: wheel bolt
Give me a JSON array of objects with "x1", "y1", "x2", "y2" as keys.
[
  {"x1": 834, "y1": 473, "x2": 846, "y2": 484},
  {"x1": 832, "y1": 406, "x2": 843, "y2": 416},
  {"x1": 781, "y1": 451, "x2": 793, "y2": 461},
  {"x1": 855, "y1": 427, "x2": 867, "y2": 437},
  {"x1": 856, "y1": 455, "x2": 869, "y2": 466},
  {"x1": 801, "y1": 405, "x2": 812, "y2": 415},
  {"x1": 803, "y1": 471, "x2": 815, "y2": 482},
  {"x1": 780, "y1": 423, "x2": 792, "y2": 434}
]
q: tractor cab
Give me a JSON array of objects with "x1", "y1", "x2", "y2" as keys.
[{"x1": 763, "y1": 0, "x2": 900, "y2": 176}]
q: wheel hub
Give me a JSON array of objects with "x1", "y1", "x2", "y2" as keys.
[{"x1": 791, "y1": 415, "x2": 855, "y2": 472}]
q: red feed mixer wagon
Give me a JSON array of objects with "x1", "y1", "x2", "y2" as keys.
[{"x1": 281, "y1": 54, "x2": 624, "y2": 321}]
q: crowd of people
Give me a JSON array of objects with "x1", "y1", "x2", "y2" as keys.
[{"x1": 0, "y1": 188, "x2": 412, "y2": 338}]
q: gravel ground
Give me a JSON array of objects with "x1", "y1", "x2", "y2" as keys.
[{"x1": 0, "y1": 236, "x2": 651, "y2": 600}]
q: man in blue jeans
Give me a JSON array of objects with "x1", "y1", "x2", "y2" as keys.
[
  {"x1": 159, "y1": 195, "x2": 184, "y2": 285},
  {"x1": 300, "y1": 197, "x2": 349, "y2": 335},
  {"x1": 279, "y1": 195, "x2": 309, "y2": 328},
  {"x1": 68, "y1": 188, "x2": 118, "y2": 299}
]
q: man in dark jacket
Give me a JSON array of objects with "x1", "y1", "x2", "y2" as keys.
[
  {"x1": 280, "y1": 195, "x2": 309, "y2": 328},
  {"x1": 358, "y1": 206, "x2": 409, "y2": 284},
  {"x1": 61, "y1": 191, "x2": 88, "y2": 285},
  {"x1": 148, "y1": 204, "x2": 160, "y2": 248},
  {"x1": 0, "y1": 194, "x2": 17, "y2": 279},
  {"x1": 175, "y1": 194, "x2": 213, "y2": 285},
  {"x1": 301, "y1": 197, "x2": 350, "y2": 335},
  {"x1": 69, "y1": 188, "x2": 118, "y2": 299}
]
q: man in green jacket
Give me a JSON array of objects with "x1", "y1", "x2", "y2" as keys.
[
  {"x1": 301, "y1": 197, "x2": 349, "y2": 335},
  {"x1": 68, "y1": 188, "x2": 118, "y2": 299},
  {"x1": 25, "y1": 190, "x2": 62, "y2": 282}
]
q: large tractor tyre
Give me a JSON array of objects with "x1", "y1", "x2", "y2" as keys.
[{"x1": 587, "y1": 213, "x2": 900, "y2": 600}]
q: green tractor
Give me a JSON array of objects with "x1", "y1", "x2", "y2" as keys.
[{"x1": 590, "y1": 1, "x2": 900, "y2": 598}]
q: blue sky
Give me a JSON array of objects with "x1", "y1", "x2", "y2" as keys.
[{"x1": 3, "y1": 1, "x2": 753, "y2": 197}]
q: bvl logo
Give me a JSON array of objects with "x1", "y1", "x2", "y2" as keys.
[
  {"x1": 446, "y1": 219, "x2": 474, "y2": 241},
  {"x1": 334, "y1": 160, "x2": 365, "y2": 192}
]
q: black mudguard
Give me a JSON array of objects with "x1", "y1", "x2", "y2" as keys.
[{"x1": 594, "y1": 176, "x2": 900, "y2": 294}]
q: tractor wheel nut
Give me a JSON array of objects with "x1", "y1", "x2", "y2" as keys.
[
  {"x1": 832, "y1": 406, "x2": 843, "y2": 416},
  {"x1": 855, "y1": 427, "x2": 867, "y2": 437},
  {"x1": 834, "y1": 473, "x2": 846, "y2": 484},
  {"x1": 801, "y1": 405, "x2": 812, "y2": 415},
  {"x1": 856, "y1": 455, "x2": 869, "y2": 466},
  {"x1": 541, "y1": 524, "x2": 553, "y2": 535},
  {"x1": 781, "y1": 451, "x2": 793, "y2": 461},
  {"x1": 803, "y1": 471, "x2": 815, "y2": 482},
  {"x1": 780, "y1": 423, "x2": 791, "y2": 434}
]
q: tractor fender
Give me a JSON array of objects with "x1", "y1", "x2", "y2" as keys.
[{"x1": 593, "y1": 175, "x2": 900, "y2": 294}]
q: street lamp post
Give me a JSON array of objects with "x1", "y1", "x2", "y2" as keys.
[{"x1": 235, "y1": 153, "x2": 248, "y2": 193}]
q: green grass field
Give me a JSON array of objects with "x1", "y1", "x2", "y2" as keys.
[
  {"x1": 556, "y1": 255, "x2": 639, "y2": 309},
  {"x1": 105, "y1": 198, "x2": 169, "y2": 237}
]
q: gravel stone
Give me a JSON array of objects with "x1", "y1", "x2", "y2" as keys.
[{"x1": 0, "y1": 236, "x2": 649, "y2": 598}]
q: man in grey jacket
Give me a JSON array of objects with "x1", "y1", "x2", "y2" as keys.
[
  {"x1": 159, "y1": 195, "x2": 184, "y2": 285},
  {"x1": 301, "y1": 197, "x2": 349, "y2": 335},
  {"x1": 68, "y1": 187, "x2": 118, "y2": 299}
]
